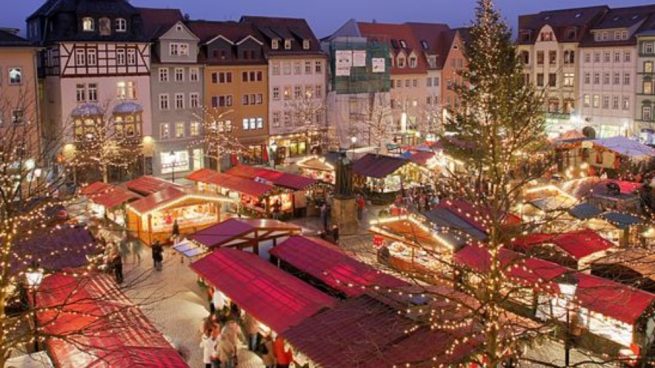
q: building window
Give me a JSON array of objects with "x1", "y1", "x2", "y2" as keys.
[
  {"x1": 272, "y1": 87, "x2": 280, "y2": 100},
  {"x1": 76, "y1": 84, "x2": 86, "y2": 102},
  {"x1": 563, "y1": 50, "x2": 574, "y2": 64},
  {"x1": 645, "y1": 42, "x2": 654, "y2": 54},
  {"x1": 8, "y1": 68, "x2": 22, "y2": 85},
  {"x1": 190, "y1": 121, "x2": 200, "y2": 136},
  {"x1": 303, "y1": 40, "x2": 310, "y2": 50},
  {"x1": 190, "y1": 93, "x2": 200, "y2": 108},
  {"x1": 613, "y1": 72, "x2": 620, "y2": 85},
  {"x1": 87, "y1": 49, "x2": 97, "y2": 66},
  {"x1": 175, "y1": 93, "x2": 184, "y2": 109},
  {"x1": 174, "y1": 68, "x2": 184, "y2": 82},
  {"x1": 593, "y1": 73, "x2": 600, "y2": 85},
  {"x1": 584, "y1": 52, "x2": 591, "y2": 63},
  {"x1": 127, "y1": 49, "x2": 136, "y2": 65},
  {"x1": 536, "y1": 73, "x2": 544, "y2": 87},
  {"x1": 75, "y1": 49, "x2": 86, "y2": 66},
  {"x1": 644, "y1": 80, "x2": 653, "y2": 95},
  {"x1": 315, "y1": 61, "x2": 322, "y2": 73},
  {"x1": 294, "y1": 85, "x2": 302, "y2": 99},
  {"x1": 645, "y1": 61, "x2": 654, "y2": 74},
  {"x1": 602, "y1": 95, "x2": 609, "y2": 109},
  {"x1": 256, "y1": 71, "x2": 263, "y2": 81},
  {"x1": 536, "y1": 51, "x2": 544, "y2": 65},
  {"x1": 593, "y1": 95, "x2": 600, "y2": 108},
  {"x1": 272, "y1": 112, "x2": 281, "y2": 127},
  {"x1": 189, "y1": 68, "x2": 199, "y2": 82},
  {"x1": 175, "y1": 122, "x2": 185, "y2": 138},
  {"x1": 272, "y1": 39, "x2": 279, "y2": 50},
  {"x1": 603, "y1": 73, "x2": 610, "y2": 85},
  {"x1": 548, "y1": 73, "x2": 556, "y2": 87},
  {"x1": 624, "y1": 73, "x2": 630, "y2": 86},
  {"x1": 594, "y1": 52, "x2": 600, "y2": 63},
  {"x1": 115, "y1": 18, "x2": 127, "y2": 32},
  {"x1": 117, "y1": 81, "x2": 136, "y2": 99},
  {"x1": 211, "y1": 95, "x2": 232, "y2": 107},
  {"x1": 116, "y1": 49, "x2": 126, "y2": 65},
  {"x1": 256, "y1": 94, "x2": 263, "y2": 104},
  {"x1": 284, "y1": 39, "x2": 292, "y2": 50},
  {"x1": 584, "y1": 72, "x2": 590, "y2": 84},
  {"x1": 160, "y1": 123, "x2": 170, "y2": 139},
  {"x1": 82, "y1": 17, "x2": 94, "y2": 32},
  {"x1": 242, "y1": 95, "x2": 250, "y2": 106},
  {"x1": 272, "y1": 63, "x2": 280, "y2": 75},
  {"x1": 170, "y1": 43, "x2": 189, "y2": 56},
  {"x1": 409, "y1": 57, "x2": 417, "y2": 68},
  {"x1": 397, "y1": 56, "x2": 406, "y2": 68},
  {"x1": 644, "y1": 106, "x2": 653, "y2": 121},
  {"x1": 614, "y1": 52, "x2": 621, "y2": 63},
  {"x1": 549, "y1": 51, "x2": 557, "y2": 65},
  {"x1": 283, "y1": 62, "x2": 291, "y2": 75},
  {"x1": 284, "y1": 86, "x2": 292, "y2": 100},
  {"x1": 283, "y1": 111, "x2": 291, "y2": 126},
  {"x1": 159, "y1": 68, "x2": 169, "y2": 82},
  {"x1": 623, "y1": 97, "x2": 630, "y2": 110},
  {"x1": 315, "y1": 85, "x2": 322, "y2": 98},
  {"x1": 159, "y1": 94, "x2": 170, "y2": 110},
  {"x1": 612, "y1": 96, "x2": 619, "y2": 110},
  {"x1": 563, "y1": 73, "x2": 574, "y2": 87},
  {"x1": 98, "y1": 17, "x2": 111, "y2": 36},
  {"x1": 294, "y1": 62, "x2": 302, "y2": 75},
  {"x1": 304, "y1": 61, "x2": 312, "y2": 74},
  {"x1": 583, "y1": 94, "x2": 590, "y2": 107},
  {"x1": 520, "y1": 51, "x2": 529, "y2": 64},
  {"x1": 405, "y1": 80, "x2": 410, "y2": 87},
  {"x1": 88, "y1": 83, "x2": 97, "y2": 101},
  {"x1": 603, "y1": 52, "x2": 610, "y2": 63}
]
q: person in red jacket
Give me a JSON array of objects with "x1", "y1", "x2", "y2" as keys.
[{"x1": 273, "y1": 335, "x2": 293, "y2": 368}]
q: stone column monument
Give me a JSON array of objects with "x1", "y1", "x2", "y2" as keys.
[{"x1": 331, "y1": 151, "x2": 358, "y2": 235}]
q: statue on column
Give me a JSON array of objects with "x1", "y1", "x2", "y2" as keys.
[{"x1": 335, "y1": 151, "x2": 353, "y2": 198}]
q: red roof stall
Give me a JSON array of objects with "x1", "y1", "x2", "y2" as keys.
[
  {"x1": 187, "y1": 169, "x2": 276, "y2": 216},
  {"x1": 269, "y1": 236, "x2": 407, "y2": 297},
  {"x1": 81, "y1": 181, "x2": 141, "y2": 226},
  {"x1": 191, "y1": 248, "x2": 335, "y2": 333},
  {"x1": 125, "y1": 186, "x2": 234, "y2": 245},
  {"x1": 189, "y1": 218, "x2": 301, "y2": 255},
  {"x1": 454, "y1": 245, "x2": 655, "y2": 348},
  {"x1": 36, "y1": 273, "x2": 187, "y2": 368},
  {"x1": 126, "y1": 176, "x2": 181, "y2": 196},
  {"x1": 224, "y1": 165, "x2": 319, "y2": 217},
  {"x1": 352, "y1": 153, "x2": 413, "y2": 193}
]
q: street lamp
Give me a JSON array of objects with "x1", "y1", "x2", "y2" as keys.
[
  {"x1": 350, "y1": 136, "x2": 358, "y2": 158},
  {"x1": 169, "y1": 151, "x2": 176, "y2": 183},
  {"x1": 25, "y1": 267, "x2": 44, "y2": 352},
  {"x1": 270, "y1": 142, "x2": 278, "y2": 169},
  {"x1": 557, "y1": 272, "x2": 579, "y2": 367}
]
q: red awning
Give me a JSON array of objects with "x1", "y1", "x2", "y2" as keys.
[
  {"x1": 270, "y1": 236, "x2": 407, "y2": 297},
  {"x1": 187, "y1": 169, "x2": 275, "y2": 197},
  {"x1": 408, "y1": 151, "x2": 435, "y2": 165},
  {"x1": 191, "y1": 248, "x2": 335, "y2": 333},
  {"x1": 224, "y1": 165, "x2": 317, "y2": 190},
  {"x1": 549, "y1": 229, "x2": 615, "y2": 260},
  {"x1": 126, "y1": 176, "x2": 180, "y2": 196},
  {"x1": 128, "y1": 187, "x2": 188, "y2": 214},
  {"x1": 352, "y1": 153, "x2": 409, "y2": 179},
  {"x1": 190, "y1": 218, "x2": 301, "y2": 249},
  {"x1": 80, "y1": 181, "x2": 112, "y2": 196},
  {"x1": 89, "y1": 186, "x2": 141, "y2": 209},
  {"x1": 36, "y1": 273, "x2": 187, "y2": 368}
]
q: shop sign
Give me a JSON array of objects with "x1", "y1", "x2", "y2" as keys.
[
  {"x1": 373, "y1": 235, "x2": 385, "y2": 248},
  {"x1": 353, "y1": 50, "x2": 367, "y2": 67},
  {"x1": 372, "y1": 58, "x2": 385, "y2": 73},
  {"x1": 335, "y1": 50, "x2": 352, "y2": 76}
]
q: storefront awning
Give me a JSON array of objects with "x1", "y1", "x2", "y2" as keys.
[
  {"x1": 512, "y1": 229, "x2": 615, "y2": 261},
  {"x1": 352, "y1": 153, "x2": 409, "y2": 179},
  {"x1": 191, "y1": 248, "x2": 335, "y2": 333},
  {"x1": 187, "y1": 169, "x2": 275, "y2": 197},
  {"x1": 190, "y1": 218, "x2": 301, "y2": 249},
  {"x1": 36, "y1": 273, "x2": 187, "y2": 368},
  {"x1": 270, "y1": 236, "x2": 407, "y2": 297}
]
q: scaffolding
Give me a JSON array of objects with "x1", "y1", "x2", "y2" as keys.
[{"x1": 328, "y1": 37, "x2": 391, "y2": 95}]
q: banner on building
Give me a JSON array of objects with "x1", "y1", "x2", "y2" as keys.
[
  {"x1": 372, "y1": 58, "x2": 385, "y2": 73},
  {"x1": 353, "y1": 50, "x2": 367, "y2": 67},
  {"x1": 335, "y1": 50, "x2": 353, "y2": 76}
]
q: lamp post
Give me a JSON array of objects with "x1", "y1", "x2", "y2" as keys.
[
  {"x1": 270, "y1": 142, "x2": 278, "y2": 169},
  {"x1": 169, "y1": 151, "x2": 176, "y2": 183},
  {"x1": 25, "y1": 267, "x2": 44, "y2": 352},
  {"x1": 350, "y1": 136, "x2": 357, "y2": 159},
  {"x1": 557, "y1": 272, "x2": 579, "y2": 367}
]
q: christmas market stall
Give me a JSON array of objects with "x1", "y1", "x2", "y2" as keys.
[
  {"x1": 518, "y1": 184, "x2": 578, "y2": 226},
  {"x1": 188, "y1": 218, "x2": 301, "y2": 258},
  {"x1": 224, "y1": 165, "x2": 320, "y2": 217},
  {"x1": 187, "y1": 168, "x2": 276, "y2": 217},
  {"x1": 125, "y1": 185, "x2": 234, "y2": 246},
  {"x1": 80, "y1": 181, "x2": 141, "y2": 226},
  {"x1": 454, "y1": 245, "x2": 655, "y2": 353},
  {"x1": 589, "y1": 136, "x2": 655, "y2": 172},
  {"x1": 296, "y1": 153, "x2": 338, "y2": 184},
  {"x1": 352, "y1": 154, "x2": 415, "y2": 197},
  {"x1": 191, "y1": 248, "x2": 336, "y2": 338},
  {"x1": 35, "y1": 272, "x2": 188, "y2": 367},
  {"x1": 269, "y1": 236, "x2": 407, "y2": 298}
]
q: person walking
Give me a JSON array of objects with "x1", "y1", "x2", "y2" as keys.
[
  {"x1": 200, "y1": 329, "x2": 218, "y2": 368},
  {"x1": 320, "y1": 202, "x2": 328, "y2": 232},
  {"x1": 331, "y1": 225, "x2": 340, "y2": 244},
  {"x1": 261, "y1": 333, "x2": 275, "y2": 368},
  {"x1": 152, "y1": 240, "x2": 164, "y2": 271},
  {"x1": 271, "y1": 200, "x2": 282, "y2": 220},
  {"x1": 171, "y1": 219, "x2": 180, "y2": 244},
  {"x1": 216, "y1": 332, "x2": 236, "y2": 368},
  {"x1": 356, "y1": 194, "x2": 366, "y2": 221},
  {"x1": 273, "y1": 335, "x2": 294, "y2": 368},
  {"x1": 118, "y1": 232, "x2": 129, "y2": 264},
  {"x1": 130, "y1": 238, "x2": 142, "y2": 265},
  {"x1": 110, "y1": 250, "x2": 123, "y2": 284},
  {"x1": 243, "y1": 313, "x2": 260, "y2": 351}
]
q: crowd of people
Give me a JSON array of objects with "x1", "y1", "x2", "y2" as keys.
[
  {"x1": 395, "y1": 185, "x2": 440, "y2": 213},
  {"x1": 200, "y1": 287, "x2": 295, "y2": 368}
]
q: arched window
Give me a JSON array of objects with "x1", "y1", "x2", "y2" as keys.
[
  {"x1": 82, "y1": 17, "x2": 94, "y2": 32},
  {"x1": 115, "y1": 18, "x2": 127, "y2": 32}
]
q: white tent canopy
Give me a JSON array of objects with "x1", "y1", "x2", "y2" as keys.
[{"x1": 592, "y1": 136, "x2": 655, "y2": 160}]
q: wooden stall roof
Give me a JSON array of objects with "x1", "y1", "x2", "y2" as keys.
[
  {"x1": 127, "y1": 187, "x2": 233, "y2": 215},
  {"x1": 190, "y1": 218, "x2": 301, "y2": 249},
  {"x1": 224, "y1": 165, "x2": 317, "y2": 190},
  {"x1": 187, "y1": 169, "x2": 275, "y2": 197},
  {"x1": 352, "y1": 153, "x2": 409, "y2": 178},
  {"x1": 369, "y1": 215, "x2": 448, "y2": 250},
  {"x1": 126, "y1": 176, "x2": 181, "y2": 196}
]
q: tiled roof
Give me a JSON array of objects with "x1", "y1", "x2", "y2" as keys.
[
  {"x1": 405, "y1": 22, "x2": 451, "y2": 69},
  {"x1": 518, "y1": 6, "x2": 608, "y2": 44},
  {"x1": 138, "y1": 7, "x2": 184, "y2": 40},
  {"x1": 352, "y1": 153, "x2": 409, "y2": 178},
  {"x1": 0, "y1": 29, "x2": 33, "y2": 47},
  {"x1": 358, "y1": 22, "x2": 428, "y2": 74},
  {"x1": 241, "y1": 16, "x2": 322, "y2": 55}
]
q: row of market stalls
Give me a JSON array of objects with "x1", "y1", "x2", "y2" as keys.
[{"x1": 555, "y1": 135, "x2": 655, "y2": 174}]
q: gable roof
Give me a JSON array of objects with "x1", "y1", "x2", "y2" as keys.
[
  {"x1": 518, "y1": 6, "x2": 609, "y2": 44},
  {"x1": 138, "y1": 7, "x2": 185, "y2": 40},
  {"x1": 0, "y1": 29, "x2": 33, "y2": 47},
  {"x1": 241, "y1": 16, "x2": 322, "y2": 55},
  {"x1": 357, "y1": 22, "x2": 428, "y2": 74},
  {"x1": 352, "y1": 153, "x2": 409, "y2": 178},
  {"x1": 405, "y1": 22, "x2": 451, "y2": 69}
]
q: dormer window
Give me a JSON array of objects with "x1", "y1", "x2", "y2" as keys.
[
  {"x1": 621, "y1": 30, "x2": 628, "y2": 40},
  {"x1": 82, "y1": 17, "x2": 94, "y2": 32},
  {"x1": 409, "y1": 56, "x2": 417, "y2": 68},
  {"x1": 98, "y1": 17, "x2": 111, "y2": 36},
  {"x1": 601, "y1": 31, "x2": 608, "y2": 41},
  {"x1": 116, "y1": 18, "x2": 127, "y2": 32},
  {"x1": 284, "y1": 39, "x2": 292, "y2": 50},
  {"x1": 575, "y1": 13, "x2": 582, "y2": 18},
  {"x1": 399, "y1": 40, "x2": 407, "y2": 48},
  {"x1": 421, "y1": 40, "x2": 429, "y2": 50},
  {"x1": 397, "y1": 55, "x2": 406, "y2": 68},
  {"x1": 302, "y1": 40, "x2": 310, "y2": 50},
  {"x1": 272, "y1": 39, "x2": 279, "y2": 50},
  {"x1": 390, "y1": 39, "x2": 399, "y2": 49}
]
